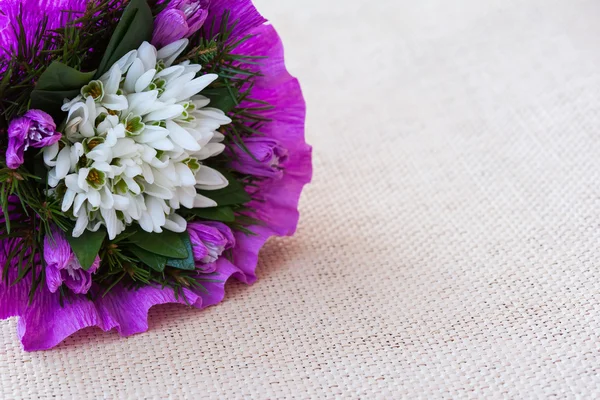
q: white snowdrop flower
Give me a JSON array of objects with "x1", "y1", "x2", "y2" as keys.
[{"x1": 45, "y1": 40, "x2": 232, "y2": 240}]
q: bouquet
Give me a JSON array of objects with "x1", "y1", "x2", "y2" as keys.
[{"x1": 0, "y1": 0, "x2": 311, "y2": 351}]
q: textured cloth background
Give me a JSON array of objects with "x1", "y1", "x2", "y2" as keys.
[{"x1": 2, "y1": 0, "x2": 600, "y2": 398}]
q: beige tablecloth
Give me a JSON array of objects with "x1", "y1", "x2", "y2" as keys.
[{"x1": 3, "y1": 0, "x2": 600, "y2": 398}]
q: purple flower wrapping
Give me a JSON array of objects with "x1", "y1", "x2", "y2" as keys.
[{"x1": 0, "y1": 0, "x2": 312, "y2": 351}]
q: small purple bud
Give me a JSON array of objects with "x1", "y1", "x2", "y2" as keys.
[
  {"x1": 230, "y1": 137, "x2": 288, "y2": 179},
  {"x1": 44, "y1": 229, "x2": 100, "y2": 295},
  {"x1": 152, "y1": 0, "x2": 210, "y2": 48},
  {"x1": 6, "y1": 109, "x2": 61, "y2": 169},
  {"x1": 187, "y1": 221, "x2": 235, "y2": 272}
]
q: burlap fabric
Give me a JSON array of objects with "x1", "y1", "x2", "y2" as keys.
[{"x1": 2, "y1": 0, "x2": 600, "y2": 398}]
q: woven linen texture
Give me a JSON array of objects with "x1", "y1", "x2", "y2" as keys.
[{"x1": 2, "y1": 0, "x2": 600, "y2": 398}]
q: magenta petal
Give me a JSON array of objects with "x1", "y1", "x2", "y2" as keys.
[
  {"x1": 205, "y1": 0, "x2": 266, "y2": 40},
  {"x1": 15, "y1": 284, "x2": 200, "y2": 351},
  {"x1": 193, "y1": 258, "x2": 247, "y2": 308},
  {"x1": 0, "y1": 264, "x2": 29, "y2": 321},
  {"x1": 17, "y1": 289, "x2": 102, "y2": 351},
  {"x1": 44, "y1": 265, "x2": 63, "y2": 294},
  {"x1": 95, "y1": 285, "x2": 199, "y2": 336}
]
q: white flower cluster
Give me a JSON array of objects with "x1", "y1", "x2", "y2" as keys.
[{"x1": 44, "y1": 40, "x2": 231, "y2": 239}]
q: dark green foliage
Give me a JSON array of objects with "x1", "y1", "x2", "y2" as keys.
[
  {"x1": 129, "y1": 230, "x2": 188, "y2": 259},
  {"x1": 165, "y1": 236, "x2": 196, "y2": 271},
  {"x1": 30, "y1": 62, "x2": 97, "y2": 122},
  {"x1": 129, "y1": 246, "x2": 167, "y2": 272},
  {"x1": 95, "y1": 0, "x2": 154, "y2": 77},
  {"x1": 66, "y1": 229, "x2": 107, "y2": 270},
  {"x1": 186, "y1": 207, "x2": 236, "y2": 223}
]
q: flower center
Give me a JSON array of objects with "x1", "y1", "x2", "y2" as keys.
[
  {"x1": 86, "y1": 138, "x2": 103, "y2": 150},
  {"x1": 86, "y1": 168, "x2": 105, "y2": 189},
  {"x1": 81, "y1": 80, "x2": 105, "y2": 101},
  {"x1": 28, "y1": 126, "x2": 43, "y2": 141}
]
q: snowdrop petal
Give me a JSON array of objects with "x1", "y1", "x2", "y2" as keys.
[
  {"x1": 138, "y1": 41, "x2": 158, "y2": 71},
  {"x1": 136, "y1": 126, "x2": 169, "y2": 143},
  {"x1": 196, "y1": 143, "x2": 225, "y2": 160},
  {"x1": 73, "y1": 193, "x2": 86, "y2": 215},
  {"x1": 124, "y1": 59, "x2": 145, "y2": 93},
  {"x1": 43, "y1": 142, "x2": 60, "y2": 167},
  {"x1": 163, "y1": 213, "x2": 187, "y2": 233},
  {"x1": 174, "y1": 74, "x2": 218, "y2": 102},
  {"x1": 166, "y1": 120, "x2": 201, "y2": 151},
  {"x1": 102, "y1": 94, "x2": 129, "y2": 111},
  {"x1": 193, "y1": 194, "x2": 218, "y2": 208},
  {"x1": 55, "y1": 146, "x2": 72, "y2": 180},
  {"x1": 72, "y1": 212, "x2": 89, "y2": 238},
  {"x1": 157, "y1": 39, "x2": 189, "y2": 67},
  {"x1": 144, "y1": 105, "x2": 185, "y2": 121},
  {"x1": 195, "y1": 166, "x2": 228, "y2": 189},
  {"x1": 145, "y1": 184, "x2": 174, "y2": 200},
  {"x1": 61, "y1": 189, "x2": 77, "y2": 212},
  {"x1": 128, "y1": 91, "x2": 159, "y2": 116},
  {"x1": 135, "y1": 69, "x2": 157, "y2": 93},
  {"x1": 103, "y1": 65, "x2": 122, "y2": 94},
  {"x1": 101, "y1": 208, "x2": 121, "y2": 240}
]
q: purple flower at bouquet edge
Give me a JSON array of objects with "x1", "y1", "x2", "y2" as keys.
[
  {"x1": 152, "y1": 0, "x2": 210, "y2": 48},
  {"x1": 43, "y1": 230, "x2": 100, "y2": 295},
  {"x1": 230, "y1": 137, "x2": 288, "y2": 179},
  {"x1": 188, "y1": 222, "x2": 235, "y2": 273},
  {"x1": 6, "y1": 110, "x2": 61, "y2": 169}
]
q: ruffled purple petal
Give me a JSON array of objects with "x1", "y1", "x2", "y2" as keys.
[
  {"x1": 15, "y1": 283, "x2": 200, "y2": 351},
  {"x1": 203, "y1": 0, "x2": 266, "y2": 40},
  {"x1": 193, "y1": 258, "x2": 247, "y2": 308}
]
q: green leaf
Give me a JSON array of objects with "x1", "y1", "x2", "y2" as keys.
[
  {"x1": 34, "y1": 62, "x2": 97, "y2": 91},
  {"x1": 95, "y1": 0, "x2": 154, "y2": 78},
  {"x1": 130, "y1": 246, "x2": 167, "y2": 272},
  {"x1": 66, "y1": 229, "x2": 106, "y2": 271},
  {"x1": 187, "y1": 207, "x2": 236, "y2": 222},
  {"x1": 198, "y1": 172, "x2": 251, "y2": 206},
  {"x1": 129, "y1": 230, "x2": 188, "y2": 259},
  {"x1": 202, "y1": 87, "x2": 239, "y2": 113},
  {"x1": 30, "y1": 62, "x2": 97, "y2": 118},
  {"x1": 166, "y1": 235, "x2": 195, "y2": 270}
]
